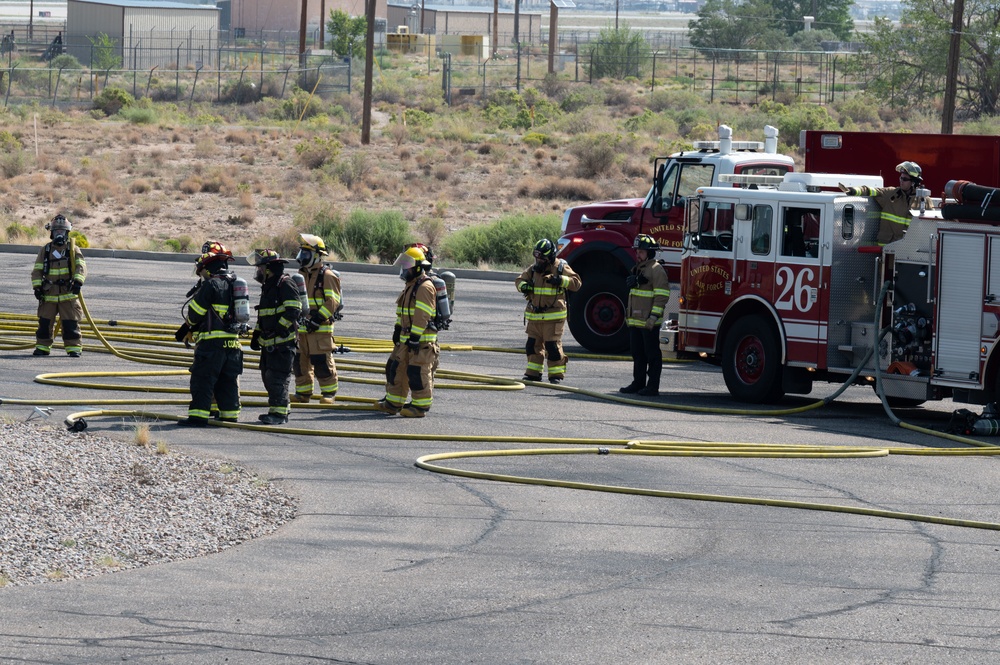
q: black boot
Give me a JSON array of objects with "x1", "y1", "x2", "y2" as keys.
[
  {"x1": 619, "y1": 383, "x2": 643, "y2": 394},
  {"x1": 637, "y1": 386, "x2": 659, "y2": 396},
  {"x1": 177, "y1": 417, "x2": 208, "y2": 428}
]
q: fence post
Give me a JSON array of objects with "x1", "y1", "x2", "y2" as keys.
[
  {"x1": 188, "y1": 65, "x2": 202, "y2": 113},
  {"x1": 145, "y1": 65, "x2": 157, "y2": 98},
  {"x1": 650, "y1": 51, "x2": 656, "y2": 92},
  {"x1": 710, "y1": 55, "x2": 715, "y2": 103}
]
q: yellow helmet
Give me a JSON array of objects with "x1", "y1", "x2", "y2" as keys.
[
  {"x1": 296, "y1": 233, "x2": 328, "y2": 268},
  {"x1": 896, "y1": 161, "x2": 923, "y2": 182}
]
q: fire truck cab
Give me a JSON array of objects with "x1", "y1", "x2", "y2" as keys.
[
  {"x1": 677, "y1": 171, "x2": 1000, "y2": 407},
  {"x1": 556, "y1": 125, "x2": 795, "y2": 353}
]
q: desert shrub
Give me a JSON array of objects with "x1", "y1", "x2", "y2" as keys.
[
  {"x1": 569, "y1": 132, "x2": 630, "y2": 178},
  {"x1": 441, "y1": 214, "x2": 562, "y2": 266},
  {"x1": 162, "y1": 238, "x2": 182, "y2": 252},
  {"x1": 522, "y1": 132, "x2": 553, "y2": 147},
  {"x1": 0, "y1": 130, "x2": 23, "y2": 152},
  {"x1": 5, "y1": 221, "x2": 38, "y2": 242},
  {"x1": 403, "y1": 108, "x2": 434, "y2": 129},
  {"x1": 560, "y1": 86, "x2": 605, "y2": 113},
  {"x1": 340, "y1": 210, "x2": 413, "y2": 263},
  {"x1": 330, "y1": 153, "x2": 370, "y2": 189},
  {"x1": 49, "y1": 54, "x2": 83, "y2": 70},
  {"x1": 520, "y1": 176, "x2": 605, "y2": 201},
  {"x1": 219, "y1": 79, "x2": 259, "y2": 104},
  {"x1": 769, "y1": 103, "x2": 837, "y2": 138},
  {"x1": 647, "y1": 89, "x2": 705, "y2": 113},
  {"x1": 960, "y1": 116, "x2": 1000, "y2": 135},
  {"x1": 93, "y1": 86, "x2": 134, "y2": 116},
  {"x1": 119, "y1": 107, "x2": 158, "y2": 124},
  {"x1": 1, "y1": 151, "x2": 29, "y2": 178},
  {"x1": 295, "y1": 136, "x2": 342, "y2": 169},
  {"x1": 277, "y1": 89, "x2": 324, "y2": 121},
  {"x1": 69, "y1": 230, "x2": 89, "y2": 248},
  {"x1": 835, "y1": 95, "x2": 881, "y2": 126}
]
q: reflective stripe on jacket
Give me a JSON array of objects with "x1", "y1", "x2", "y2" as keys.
[
  {"x1": 397, "y1": 276, "x2": 437, "y2": 343},
  {"x1": 626, "y1": 259, "x2": 670, "y2": 328},
  {"x1": 298, "y1": 266, "x2": 342, "y2": 334},
  {"x1": 255, "y1": 273, "x2": 302, "y2": 347},
  {"x1": 186, "y1": 272, "x2": 238, "y2": 343},
  {"x1": 31, "y1": 242, "x2": 86, "y2": 303},
  {"x1": 515, "y1": 259, "x2": 582, "y2": 322}
]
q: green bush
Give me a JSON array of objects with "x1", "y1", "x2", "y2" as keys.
[
  {"x1": 93, "y1": 86, "x2": 134, "y2": 116},
  {"x1": 119, "y1": 106, "x2": 158, "y2": 124},
  {"x1": 569, "y1": 132, "x2": 631, "y2": 178},
  {"x1": 441, "y1": 214, "x2": 562, "y2": 266},
  {"x1": 295, "y1": 136, "x2": 342, "y2": 169},
  {"x1": 307, "y1": 209, "x2": 412, "y2": 263},
  {"x1": 69, "y1": 230, "x2": 89, "y2": 248},
  {"x1": 49, "y1": 54, "x2": 83, "y2": 70}
]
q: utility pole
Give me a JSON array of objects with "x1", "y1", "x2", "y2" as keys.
[
  {"x1": 298, "y1": 0, "x2": 307, "y2": 68},
  {"x1": 941, "y1": 0, "x2": 964, "y2": 134},
  {"x1": 615, "y1": 0, "x2": 619, "y2": 31},
  {"x1": 362, "y1": 0, "x2": 376, "y2": 144}
]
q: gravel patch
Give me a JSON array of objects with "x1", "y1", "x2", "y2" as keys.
[{"x1": 0, "y1": 421, "x2": 297, "y2": 587}]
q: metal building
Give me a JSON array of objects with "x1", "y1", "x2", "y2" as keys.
[
  {"x1": 386, "y1": 3, "x2": 542, "y2": 45},
  {"x1": 66, "y1": 0, "x2": 219, "y2": 68}
]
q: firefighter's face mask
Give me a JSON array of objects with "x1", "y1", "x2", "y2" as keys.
[
  {"x1": 296, "y1": 248, "x2": 314, "y2": 269},
  {"x1": 51, "y1": 232, "x2": 67, "y2": 247}
]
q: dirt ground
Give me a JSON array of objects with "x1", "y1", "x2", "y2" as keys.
[{"x1": 0, "y1": 108, "x2": 642, "y2": 258}]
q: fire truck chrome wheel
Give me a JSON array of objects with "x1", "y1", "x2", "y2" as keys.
[
  {"x1": 568, "y1": 275, "x2": 629, "y2": 354},
  {"x1": 722, "y1": 314, "x2": 784, "y2": 404}
]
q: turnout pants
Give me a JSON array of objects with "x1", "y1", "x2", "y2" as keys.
[
  {"x1": 294, "y1": 331, "x2": 338, "y2": 399},
  {"x1": 36, "y1": 299, "x2": 84, "y2": 354},
  {"x1": 261, "y1": 342, "x2": 296, "y2": 417},
  {"x1": 523, "y1": 319, "x2": 567, "y2": 380},
  {"x1": 188, "y1": 340, "x2": 243, "y2": 420},
  {"x1": 384, "y1": 341, "x2": 440, "y2": 411},
  {"x1": 628, "y1": 326, "x2": 662, "y2": 391}
]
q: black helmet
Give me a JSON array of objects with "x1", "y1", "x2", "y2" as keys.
[
  {"x1": 634, "y1": 234, "x2": 658, "y2": 252},
  {"x1": 533, "y1": 239, "x2": 556, "y2": 263}
]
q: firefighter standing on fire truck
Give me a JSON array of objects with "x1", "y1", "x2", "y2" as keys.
[
  {"x1": 293, "y1": 233, "x2": 342, "y2": 405},
  {"x1": 177, "y1": 242, "x2": 243, "y2": 427},
  {"x1": 247, "y1": 249, "x2": 302, "y2": 426},
  {"x1": 515, "y1": 239, "x2": 582, "y2": 383},
  {"x1": 375, "y1": 246, "x2": 439, "y2": 417},
  {"x1": 840, "y1": 161, "x2": 929, "y2": 246},
  {"x1": 619, "y1": 234, "x2": 670, "y2": 397},
  {"x1": 31, "y1": 214, "x2": 86, "y2": 357}
]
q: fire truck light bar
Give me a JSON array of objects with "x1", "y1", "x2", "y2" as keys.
[
  {"x1": 692, "y1": 140, "x2": 765, "y2": 151},
  {"x1": 718, "y1": 174, "x2": 785, "y2": 186}
]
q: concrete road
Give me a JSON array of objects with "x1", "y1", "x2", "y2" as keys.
[{"x1": 2, "y1": 249, "x2": 999, "y2": 664}]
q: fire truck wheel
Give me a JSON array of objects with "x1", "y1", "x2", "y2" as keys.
[
  {"x1": 721, "y1": 314, "x2": 784, "y2": 403},
  {"x1": 568, "y1": 274, "x2": 629, "y2": 354}
]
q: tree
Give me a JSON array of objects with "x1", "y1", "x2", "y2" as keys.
[
  {"x1": 688, "y1": 0, "x2": 789, "y2": 54},
  {"x1": 769, "y1": 0, "x2": 854, "y2": 40},
  {"x1": 326, "y1": 10, "x2": 366, "y2": 59},
  {"x1": 586, "y1": 23, "x2": 651, "y2": 80},
  {"x1": 849, "y1": 0, "x2": 1000, "y2": 118},
  {"x1": 87, "y1": 32, "x2": 122, "y2": 71}
]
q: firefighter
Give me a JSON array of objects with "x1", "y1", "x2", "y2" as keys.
[
  {"x1": 293, "y1": 233, "x2": 342, "y2": 405},
  {"x1": 515, "y1": 238, "x2": 582, "y2": 383},
  {"x1": 375, "y1": 246, "x2": 439, "y2": 417},
  {"x1": 619, "y1": 234, "x2": 671, "y2": 397},
  {"x1": 31, "y1": 214, "x2": 86, "y2": 357},
  {"x1": 840, "y1": 161, "x2": 930, "y2": 246},
  {"x1": 176, "y1": 242, "x2": 243, "y2": 427},
  {"x1": 247, "y1": 249, "x2": 302, "y2": 425}
]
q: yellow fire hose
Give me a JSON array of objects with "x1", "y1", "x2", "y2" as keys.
[{"x1": 2, "y1": 289, "x2": 1000, "y2": 534}]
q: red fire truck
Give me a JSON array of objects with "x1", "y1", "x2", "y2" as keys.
[
  {"x1": 675, "y1": 171, "x2": 1000, "y2": 406},
  {"x1": 556, "y1": 125, "x2": 795, "y2": 352}
]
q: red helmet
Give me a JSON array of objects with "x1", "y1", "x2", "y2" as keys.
[{"x1": 196, "y1": 242, "x2": 233, "y2": 271}]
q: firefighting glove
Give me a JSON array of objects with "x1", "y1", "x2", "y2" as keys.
[
  {"x1": 838, "y1": 182, "x2": 855, "y2": 195},
  {"x1": 637, "y1": 274, "x2": 648, "y2": 285},
  {"x1": 518, "y1": 282, "x2": 533, "y2": 294},
  {"x1": 250, "y1": 330, "x2": 261, "y2": 351},
  {"x1": 33, "y1": 287, "x2": 43, "y2": 301},
  {"x1": 174, "y1": 322, "x2": 191, "y2": 343},
  {"x1": 70, "y1": 279, "x2": 83, "y2": 295},
  {"x1": 392, "y1": 324, "x2": 402, "y2": 345},
  {"x1": 625, "y1": 274, "x2": 638, "y2": 288},
  {"x1": 645, "y1": 316, "x2": 658, "y2": 330},
  {"x1": 405, "y1": 334, "x2": 421, "y2": 352},
  {"x1": 545, "y1": 274, "x2": 563, "y2": 286}
]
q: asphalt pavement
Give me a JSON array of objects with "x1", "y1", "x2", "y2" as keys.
[{"x1": 2, "y1": 249, "x2": 1000, "y2": 664}]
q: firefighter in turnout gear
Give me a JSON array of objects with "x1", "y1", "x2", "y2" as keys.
[
  {"x1": 294, "y1": 233, "x2": 342, "y2": 405},
  {"x1": 31, "y1": 214, "x2": 86, "y2": 357},
  {"x1": 515, "y1": 238, "x2": 582, "y2": 383},
  {"x1": 177, "y1": 243, "x2": 243, "y2": 427},
  {"x1": 619, "y1": 234, "x2": 670, "y2": 396},
  {"x1": 375, "y1": 246, "x2": 439, "y2": 417},
  {"x1": 840, "y1": 161, "x2": 930, "y2": 246},
  {"x1": 247, "y1": 249, "x2": 302, "y2": 425}
]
